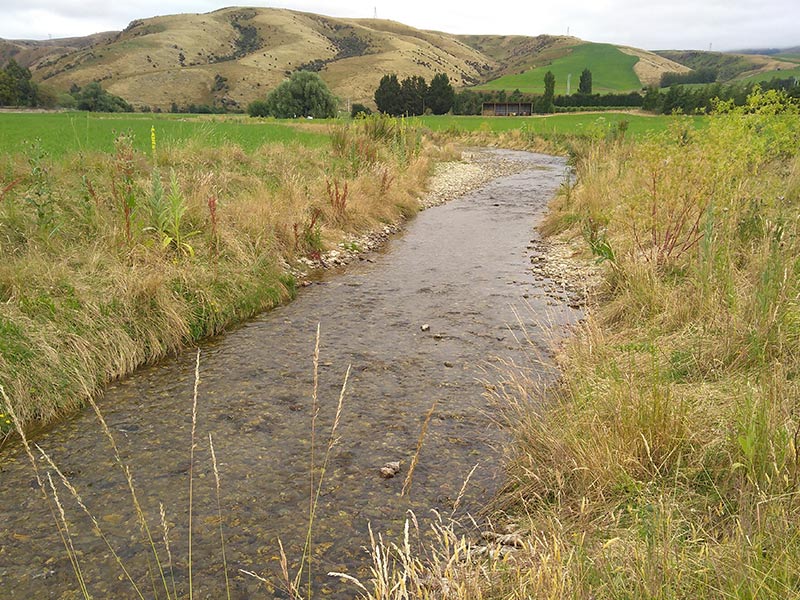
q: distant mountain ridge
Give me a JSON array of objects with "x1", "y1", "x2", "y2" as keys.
[{"x1": 0, "y1": 7, "x2": 793, "y2": 110}]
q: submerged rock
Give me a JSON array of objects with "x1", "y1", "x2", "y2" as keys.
[{"x1": 379, "y1": 461, "x2": 401, "y2": 478}]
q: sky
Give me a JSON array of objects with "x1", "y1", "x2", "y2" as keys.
[{"x1": 0, "y1": 0, "x2": 797, "y2": 51}]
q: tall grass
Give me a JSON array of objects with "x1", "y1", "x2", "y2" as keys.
[{"x1": 473, "y1": 88, "x2": 800, "y2": 598}]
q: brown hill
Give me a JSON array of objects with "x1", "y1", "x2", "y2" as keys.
[{"x1": 2, "y1": 7, "x2": 689, "y2": 111}]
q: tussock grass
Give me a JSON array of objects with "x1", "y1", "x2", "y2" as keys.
[{"x1": 0, "y1": 114, "x2": 429, "y2": 434}]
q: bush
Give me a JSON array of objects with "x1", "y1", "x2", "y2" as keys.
[
  {"x1": 247, "y1": 100, "x2": 270, "y2": 117},
  {"x1": 264, "y1": 71, "x2": 338, "y2": 119},
  {"x1": 350, "y1": 103, "x2": 372, "y2": 118}
]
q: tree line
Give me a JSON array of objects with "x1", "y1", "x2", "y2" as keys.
[{"x1": 374, "y1": 73, "x2": 455, "y2": 116}]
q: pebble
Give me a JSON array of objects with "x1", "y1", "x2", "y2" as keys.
[
  {"x1": 379, "y1": 461, "x2": 401, "y2": 479},
  {"x1": 420, "y1": 323, "x2": 430, "y2": 332}
]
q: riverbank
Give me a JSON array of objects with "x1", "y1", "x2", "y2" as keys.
[
  {"x1": 0, "y1": 116, "x2": 433, "y2": 437},
  {"x1": 0, "y1": 148, "x2": 578, "y2": 598}
]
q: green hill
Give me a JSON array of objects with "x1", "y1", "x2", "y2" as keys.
[
  {"x1": 736, "y1": 66, "x2": 800, "y2": 84},
  {"x1": 656, "y1": 49, "x2": 800, "y2": 85},
  {"x1": 473, "y1": 43, "x2": 644, "y2": 94}
]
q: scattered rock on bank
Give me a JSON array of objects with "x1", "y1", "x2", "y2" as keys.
[{"x1": 528, "y1": 235, "x2": 603, "y2": 308}]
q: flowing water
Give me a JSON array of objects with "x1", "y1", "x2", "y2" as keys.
[{"x1": 0, "y1": 149, "x2": 580, "y2": 599}]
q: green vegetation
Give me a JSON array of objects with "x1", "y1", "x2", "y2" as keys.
[
  {"x1": 0, "y1": 59, "x2": 43, "y2": 107},
  {"x1": 738, "y1": 66, "x2": 800, "y2": 84},
  {"x1": 0, "y1": 114, "x2": 429, "y2": 432},
  {"x1": 657, "y1": 50, "x2": 762, "y2": 81},
  {"x1": 414, "y1": 112, "x2": 705, "y2": 137},
  {"x1": 660, "y1": 66, "x2": 718, "y2": 87},
  {"x1": 578, "y1": 67, "x2": 593, "y2": 94},
  {"x1": 70, "y1": 82, "x2": 133, "y2": 112},
  {"x1": 256, "y1": 71, "x2": 338, "y2": 119},
  {"x1": 374, "y1": 72, "x2": 455, "y2": 116},
  {"x1": 0, "y1": 112, "x2": 329, "y2": 158},
  {"x1": 350, "y1": 102, "x2": 372, "y2": 118},
  {"x1": 476, "y1": 43, "x2": 642, "y2": 94}
]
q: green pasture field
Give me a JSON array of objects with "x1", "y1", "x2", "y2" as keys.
[
  {"x1": 474, "y1": 43, "x2": 642, "y2": 94},
  {"x1": 413, "y1": 112, "x2": 705, "y2": 137},
  {"x1": 736, "y1": 66, "x2": 800, "y2": 84},
  {"x1": 0, "y1": 111, "x2": 329, "y2": 157}
]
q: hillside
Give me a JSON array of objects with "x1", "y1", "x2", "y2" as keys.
[
  {"x1": 656, "y1": 49, "x2": 799, "y2": 83},
  {"x1": 471, "y1": 42, "x2": 687, "y2": 94},
  {"x1": 11, "y1": 8, "x2": 498, "y2": 111},
  {"x1": 1, "y1": 7, "x2": 697, "y2": 110},
  {"x1": 0, "y1": 32, "x2": 118, "y2": 68}
]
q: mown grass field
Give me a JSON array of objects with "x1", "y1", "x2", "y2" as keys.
[
  {"x1": 474, "y1": 43, "x2": 642, "y2": 94},
  {"x1": 413, "y1": 112, "x2": 705, "y2": 137},
  {"x1": 0, "y1": 112, "x2": 329, "y2": 157}
]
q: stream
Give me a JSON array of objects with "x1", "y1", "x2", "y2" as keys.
[{"x1": 0, "y1": 149, "x2": 580, "y2": 599}]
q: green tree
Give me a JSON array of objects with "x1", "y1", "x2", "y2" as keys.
[
  {"x1": 538, "y1": 71, "x2": 556, "y2": 113},
  {"x1": 578, "y1": 68, "x2": 592, "y2": 95},
  {"x1": 508, "y1": 88, "x2": 524, "y2": 102},
  {"x1": 453, "y1": 90, "x2": 484, "y2": 115},
  {"x1": 0, "y1": 70, "x2": 16, "y2": 106},
  {"x1": 426, "y1": 72, "x2": 455, "y2": 115},
  {"x1": 265, "y1": 71, "x2": 338, "y2": 118},
  {"x1": 642, "y1": 86, "x2": 662, "y2": 112},
  {"x1": 247, "y1": 99, "x2": 270, "y2": 117},
  {"x1": 374, "y1": 74, "x2": 402, "y2": 115},
  {"x1": 350, "y1": 102, "x2": 372, "y2": 118},
  {"x1": 74, "y1": 82, "x2": 132, "y2": 112},
  {"x1": 2, "y1": 59, "x2": 38, "y2": 106},
  {"x1": 400, "y1": 75, "x2": 428, "y2": 116}
]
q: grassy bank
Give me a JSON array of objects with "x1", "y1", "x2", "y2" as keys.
[
  {"x1": 0, "y1": 114, "x2": 432, "y2": 434},
  {"x1": 480, "y1": 89, "x2": 800, "y2": 597}
]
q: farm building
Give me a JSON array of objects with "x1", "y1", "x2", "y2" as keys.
[{"x1": 482, "y1": 102, "x2": 533, "y2": 116}]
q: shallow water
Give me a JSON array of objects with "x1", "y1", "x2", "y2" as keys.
[{"x1": 0, "y1": 149, "x2": 579, "y2": 599}]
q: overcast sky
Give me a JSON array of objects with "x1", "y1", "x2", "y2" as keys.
[{"x1": 0, "y1": 0, "x2": 797, "y2": 51}]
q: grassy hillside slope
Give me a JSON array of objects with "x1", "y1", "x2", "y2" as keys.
[
  {"x1": 474, "y1": 43, "x2": 645, "y2": 94},
  {"x1": 2, "y1": 8, "x2": 692, "y2": 110},
  {"x1": 21, "y1": 8, "x2": 496, "y2": 111},
  {"x1": 657, "y1": 49, "x2": 798, "y2": 82}
]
